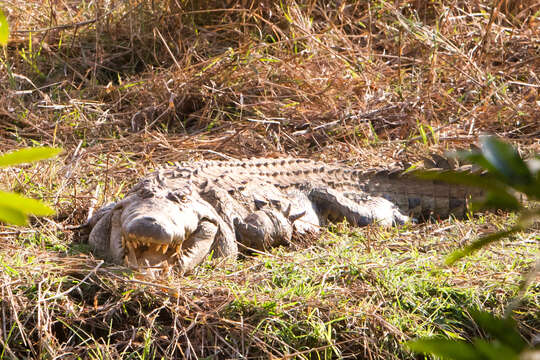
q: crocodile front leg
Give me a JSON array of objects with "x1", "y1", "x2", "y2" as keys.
[
  {"x1": 234, "y1": 209, "x2": 294, "y2": 251},
  {"x1": 176, "y1": 220, "x2": 218, "y2": 274},
  {"x1": 308, "y1": 188, "x2": 410, "y2": 227}
]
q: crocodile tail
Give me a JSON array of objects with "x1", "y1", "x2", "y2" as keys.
[{"x1": 358, "y1": 166, "x2": 484, "y2": 219}]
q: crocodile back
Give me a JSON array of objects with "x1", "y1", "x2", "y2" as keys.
[{"x1": 160, "y1": 158, "x2": 482, "y2": 219}]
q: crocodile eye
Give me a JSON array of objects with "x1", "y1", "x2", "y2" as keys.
[
  {"x1": 166, "y1": 191, "x2": 185, "y2": 203},
  {"x1": 138, "y1": 188, "x2": 155, "y2": 199}
]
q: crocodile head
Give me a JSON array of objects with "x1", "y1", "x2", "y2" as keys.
[{"x1": 88, "y1": 177, "x2": 200, "y2": 270}]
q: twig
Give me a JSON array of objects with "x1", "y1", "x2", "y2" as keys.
[
  {"x1": 99, "y1": 269, "x2": 177, "y2": 292},
  {"x1": 192, "y1": 149, "x2": 236, "y2": 161},
  {"x1": 154, "y1": 27, "x2": 182, "y2": 72},
  {"x1": 12, "y1": 3, "x2": 120, "y2": 34},
  {"x1": 86, "y1": 184, "x2": 101, "y2": 222},
  {"x1": 38, "y1": 261, "x2": 104, "y2": 303},
  {"x1": 246, "y1": 118, "x2": 282, "y2": 125},
  {"x1": 479, "y1": 0, "x2": 504, "y2": 56},
  {"x1": 12, "y1": 19, "x2": 98, "y2": 34}
]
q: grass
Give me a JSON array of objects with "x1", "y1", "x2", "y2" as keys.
[
  {"x1": 0, "y1": 0, "x2": 539, "y2": 358},
  {"x1": 0, "y1": 216, "x2": 536, "y2": 358}
]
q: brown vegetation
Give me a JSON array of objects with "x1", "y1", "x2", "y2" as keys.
[{"x1": 0, "y1": 0, "x2": 538, "y2": 358}]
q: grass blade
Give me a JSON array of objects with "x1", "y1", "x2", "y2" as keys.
[
  {"x1": 406, "y1": 338, "x2": 479, "y2": 360},
  {"x1": 413, "y1": 169, "x2": 497, "y2": 190},
  {"x1": 480, "y1": 136, "x2": 533, "y2": 186},
  {"x1": 445, "y1": 227, "x2": 521, "y2": 265},
  {"x1": 470, "y1": 310, "x2": 526, "y2": 353}
]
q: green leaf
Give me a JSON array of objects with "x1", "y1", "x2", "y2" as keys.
[
  {"x1": 0, "y1": 262, "x2": 19, "y2": 276},
  {"x1": 419, "y1": 124, "x2": 428, "y2": 144},
  {"x1": 527, "y1": 158, "x2": 540, "y2": 176},
  {"x1": 517, "y1": 208, "x2": 540, "y2": 228},
  {"x1": 0, "y1": 147, "x2": 62, "y2": 167},
  {"x1": 446, "y1": 227, "x2": 521, "y2": 264},
  {"x1": 473, "y1": 339, "x2": 519, "y2": 360},
  {"x1": 519, "y1": 175, "x2": 540, "y2": 200},
  {"x1": 454, "y1": 150, "x2": 496, "y2": 172},
  {"x1": 0, "y1": 205, "x2": 27, "y2": 225},
  {"x1": 413, "y1": 169, "x2": 500, "y2": 191},
  {"x1": 0, "y1": 191, "x2": 55, "y2": 216},
  {"x1": 472, "y1": 191, "x2": 521, "y2": 212},
  {"x1": 470, "y1": 310, "x2": 527, "y2": 353},
  {"x1": 480, "y1": 136, "x2": 533, "y2": 186},
  {"x1": 406, "y1": 338, "x2": 481, "y2": 360},
  {"x1": 0, "y1": 8, "x2": 9, "y2": 46}
]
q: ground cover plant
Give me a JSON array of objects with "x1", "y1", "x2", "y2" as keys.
[{"x1": 0, "y1": 0, "x2": 538, "y2": 358}]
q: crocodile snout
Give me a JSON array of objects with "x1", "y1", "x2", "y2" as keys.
[
  {"x1": 121, "y1": 214, "x2": 181, "y2": 269},
  {"x1": 115, "y1": 194, "x2": 203, "y2": 269},
  {"x1": 123, "y1": 215, "x2": 175, "y2": 244}
]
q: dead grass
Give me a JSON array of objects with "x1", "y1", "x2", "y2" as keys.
[{"x1": 0, "y1": 0, "x2": 539, "y2": 358}]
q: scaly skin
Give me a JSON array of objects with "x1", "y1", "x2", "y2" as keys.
[{"x1": 84, "y1": 158, "x2": 483, "y2": 274}]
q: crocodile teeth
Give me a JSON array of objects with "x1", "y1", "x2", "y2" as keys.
[
  {"x1": 126, "y1": 242, "x2": 138, "y2": 268},
  {"x1": 169, "y1": 245, "x2": 181, "y2": 259},
  {"x1": 160, "y1": 245, "x2": 168, "y2": 254}
]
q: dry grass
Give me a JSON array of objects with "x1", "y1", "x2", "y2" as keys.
[{"x1": 0, "y1": 0, "x2": 539, "y2": 358}]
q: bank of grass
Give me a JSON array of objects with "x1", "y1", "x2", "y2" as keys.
[
  {"x1": 0, "y1": 214, "x2": 537, "y2": 358},
  {"x1": 0, "y1": 0, "x2": 538, "y2": 358}
]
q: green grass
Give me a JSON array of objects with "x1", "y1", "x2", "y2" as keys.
[
  {"x1": 171, "y1": 216, "x2": 536, "y2": 358},
  {"x1": 0, "y1": 210, "x2": 537, "y2": 358},
  {"x1": 0, "y1": 0, "x2": 538, "y2": 358}
]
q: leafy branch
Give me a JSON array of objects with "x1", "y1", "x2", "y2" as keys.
[
  {"x1": 0, "y1": 147, "x2": 62, "y2": 225},
  {"x1": 414, "y1": 136, "x2": 539, "y2": 264},
  {"x1": 407, "y1": 136, "x2": 539, "y2": 359},
  {"x1": 0, "y1": 10, "x2": 61, "y2": 226}
]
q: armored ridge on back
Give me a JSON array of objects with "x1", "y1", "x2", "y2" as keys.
[{"x1": 84, "y1": 157, "x2": 483, "y2": 274}]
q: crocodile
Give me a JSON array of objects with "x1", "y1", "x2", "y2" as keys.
[{"x1": 84, "y1": 157, "x2": 483, "y2": 274}]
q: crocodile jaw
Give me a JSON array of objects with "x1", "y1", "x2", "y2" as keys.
[
  {"x1": 118, "y1": 197, "x2": 198, "y2": 269},
  {"x1": 122, "y1": 234, "x2": 181, "y2": 269}
]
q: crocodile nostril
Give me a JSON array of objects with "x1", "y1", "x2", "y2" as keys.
[{"x1": 139, "y1": 216, "x2": 157, "y2": 224}]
